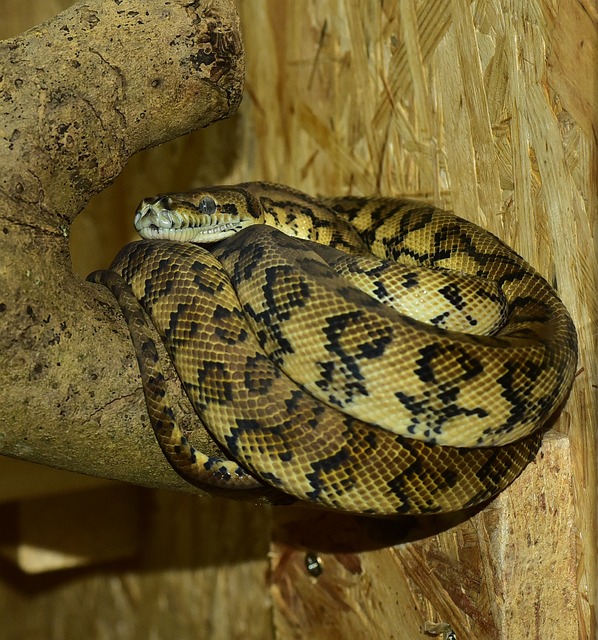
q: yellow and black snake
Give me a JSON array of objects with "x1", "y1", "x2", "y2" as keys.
[{"x1": 88, "y1": 182, "x2": 577, "y2": 515}]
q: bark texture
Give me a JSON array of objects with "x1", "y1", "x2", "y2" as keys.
[{"x1": 0, "y1": 0, "x2": 246, "y2": 495}]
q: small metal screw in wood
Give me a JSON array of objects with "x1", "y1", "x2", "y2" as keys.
[{"x1": 304, "y1": 552, "x2": 323, "y2": 577}]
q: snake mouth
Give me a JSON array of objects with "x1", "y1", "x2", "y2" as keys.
[{"x1": 134, "y1": 198, "x2": 248, "y2": 243}]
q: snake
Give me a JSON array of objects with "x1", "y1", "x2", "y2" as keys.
[{"x1": 88, "y1": 182, "x2": 577, "y2": 516}]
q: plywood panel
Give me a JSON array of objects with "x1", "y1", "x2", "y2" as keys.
[{"x1": 232, "y1": 1, "x2": 595, "y2": 637}]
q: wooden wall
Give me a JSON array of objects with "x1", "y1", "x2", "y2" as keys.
[{"x1": 1, "y1": 1, "x2": 595, "y2": 638}]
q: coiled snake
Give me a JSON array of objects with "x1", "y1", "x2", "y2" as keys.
[{"x1": 88, "y1": 182, "x2": 577, "y2": 515}]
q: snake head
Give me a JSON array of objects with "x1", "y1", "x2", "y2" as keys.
[{"x1": 134, "y1": 187, "x2": 264, "y2": 243}]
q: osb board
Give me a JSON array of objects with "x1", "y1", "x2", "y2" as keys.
[
  {"x1": 231, "y1": 0, "x2": 595, "y2": 638},
  {"x1": 0, "y1": 1, "x2": 595, "y2": 639}
]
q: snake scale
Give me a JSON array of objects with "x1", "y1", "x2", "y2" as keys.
[{"x1": 88, "y1": 182, "x2": 577, "y2": 515}]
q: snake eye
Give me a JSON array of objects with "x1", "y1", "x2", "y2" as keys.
[{"x1": 198, "y1": 196, "x2": 217, "y2": 216}]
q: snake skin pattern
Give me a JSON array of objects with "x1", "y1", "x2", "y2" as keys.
[{"x1": 89, "y1": 183, "x2": 577, "y2": 515}]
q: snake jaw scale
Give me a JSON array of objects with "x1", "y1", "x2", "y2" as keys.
[
  {"x1": 134, "y1": 197, "x2": 184, "y2": 234},
  {"x1": 134, "y1": 196, "x2": 251, "y2": 242}
]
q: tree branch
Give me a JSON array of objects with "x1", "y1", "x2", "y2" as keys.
[{"x1": 0, "y1": 0, "x2": 247, "y2": 496}]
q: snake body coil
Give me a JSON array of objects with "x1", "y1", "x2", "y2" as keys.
[{"x1": 89, "y1": 183, "x2": 577, "y2": 515}]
